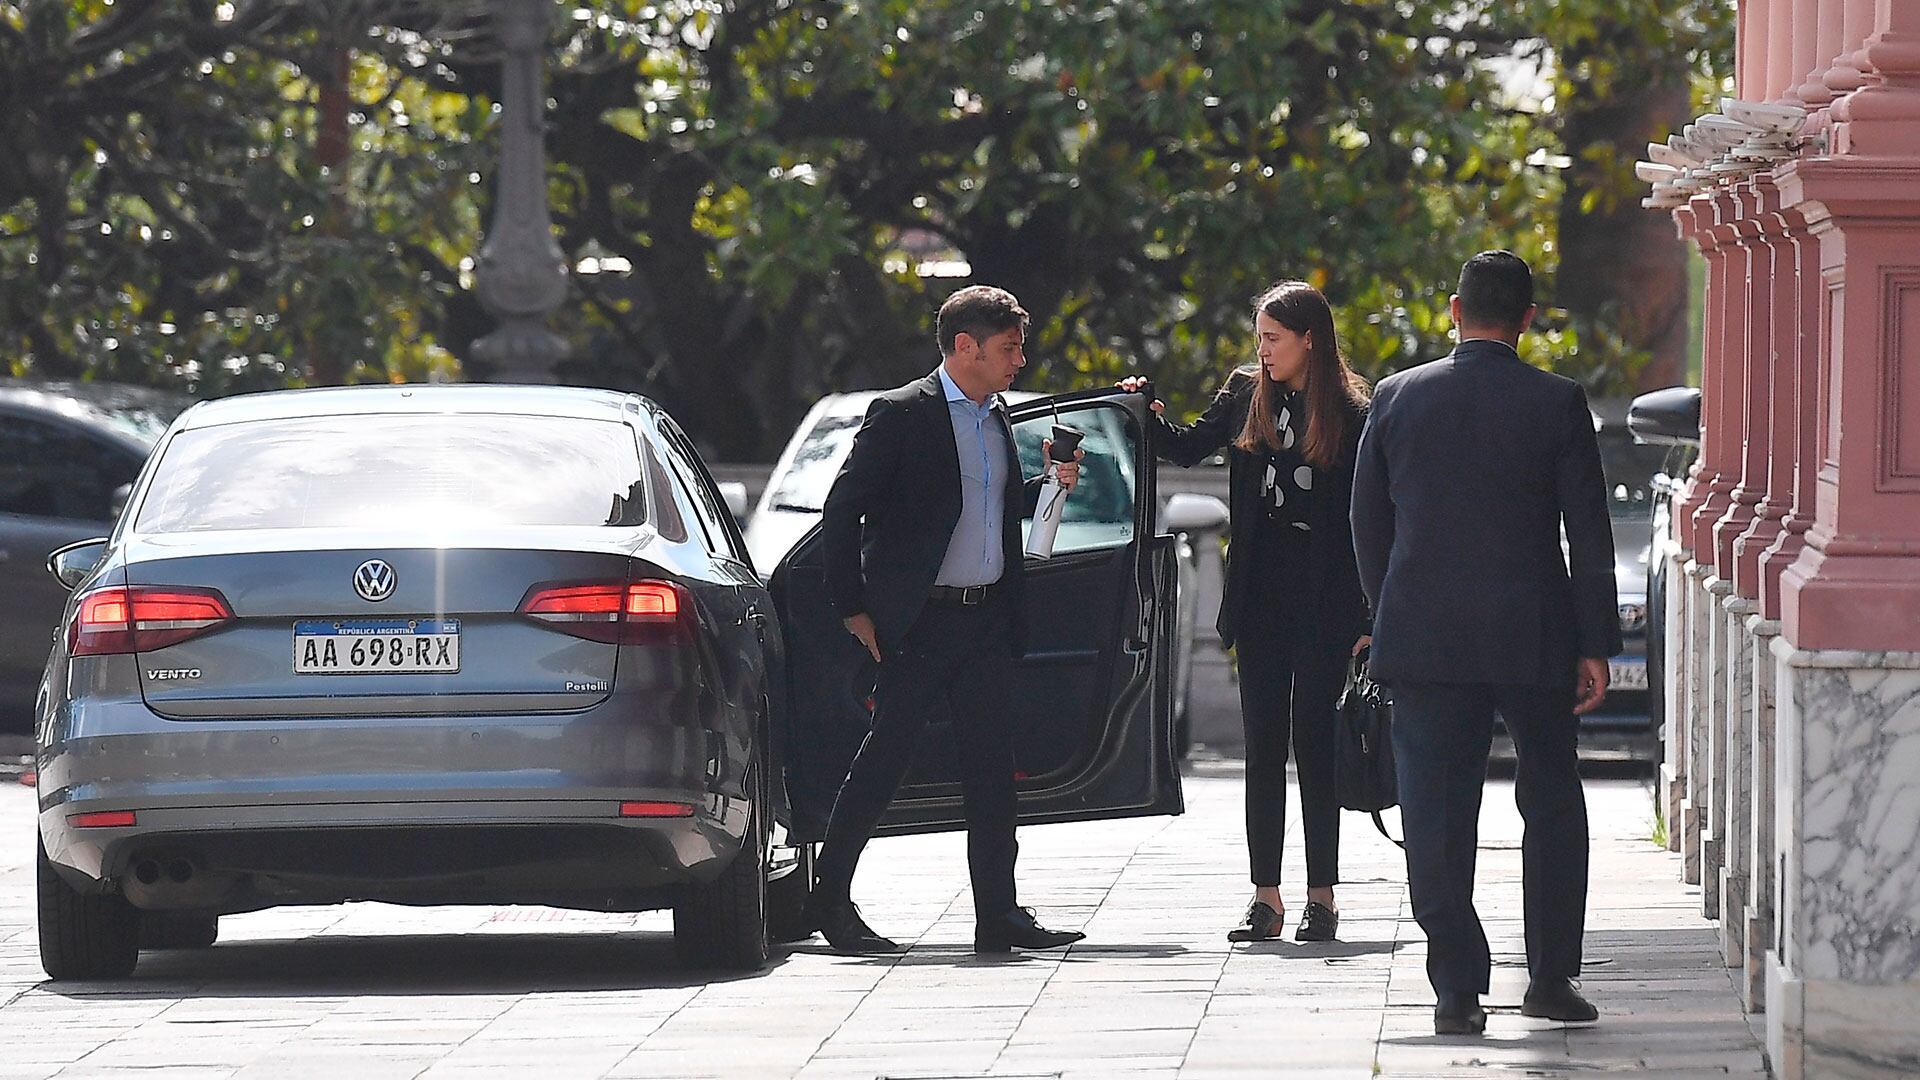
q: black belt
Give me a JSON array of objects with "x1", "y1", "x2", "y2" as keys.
[{"x1": 928, "y1": 582, "x2": 997, "y2": 606}]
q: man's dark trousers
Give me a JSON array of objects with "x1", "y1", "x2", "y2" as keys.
[
  {"x1": 811, "y1": 592, "x2": 1019, "y2": 918},
  {"x1": 1390, "y1": 678, "x2": 1589, "y2": 997}
]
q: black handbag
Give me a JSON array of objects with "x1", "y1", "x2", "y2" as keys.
[{"x1": 1335, "y1": 651, "x2": 1403, "y2": 847}]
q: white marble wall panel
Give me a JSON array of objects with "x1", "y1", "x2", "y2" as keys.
[
  {"x1": 1684, "y1": 563, "x2": 1714, "y2": 884},
  {"x1": 1747, "y1": 615, "x2": 1782, "y2": 1013},
  {"x1": 1770, "y1": 643, "x2": 1920, "y2": 1078},
  {"x1": 1665, "y1": 549, "x2": 1692, "y2": 853},
  {"x1": 1703, "y1": 576, "x2": 1735, "y2": 920},
  {"x1": 1722, "y1": 596, "x2": 1758, "y2": 969}
]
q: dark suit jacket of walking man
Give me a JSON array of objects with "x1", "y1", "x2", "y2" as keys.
[
  {"x1": 801, "y1": 284, "x2": 1088, "y2": 957},
  {"x1": 1349, "y1": 251, "x2": 1621, "y2": 1036}
]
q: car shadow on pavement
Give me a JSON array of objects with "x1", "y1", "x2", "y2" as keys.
[{"x1": 37, "y1": 930, "x2": 784, "y2": 999}]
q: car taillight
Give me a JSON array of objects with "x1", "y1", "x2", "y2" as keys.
[
  {"x1": 69, "y1": 586, "x2": 234, "y2": 657},
  {"x1": 517, "y1": 580, "x2": 692, "y2": 645}
]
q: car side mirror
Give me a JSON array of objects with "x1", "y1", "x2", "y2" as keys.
[
  {"x1": 1163, "y1": 492, "x2": 1229, "y2": 534},
  {"x1": 1628, "y1": 386, "x2": 1702, "y2": 448},
  {"x1": 48, "y1": 538, "x2": 110, "y2": 591},
  {"x1": 718, "y1": 481, "x2": 750, "y2": 523},
  {"x1": 110, "y1": 483, "x2": 133, "y2": 520}
]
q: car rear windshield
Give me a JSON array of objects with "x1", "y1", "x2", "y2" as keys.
[{"x1": 135, "y1": 414, "x2": 647, "y2": 532}]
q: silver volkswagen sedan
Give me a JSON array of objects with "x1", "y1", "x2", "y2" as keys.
[{"x1": 35, "y1": 385, "x2": 798, "y2": 978}]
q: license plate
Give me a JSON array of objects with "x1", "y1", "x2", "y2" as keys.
[
  {"x1": 1609, "y1": 657, "x2": 1648, "y2": 691},
  {"x1": 293, "y1": 619, "x2": 460, "y2": 675}
]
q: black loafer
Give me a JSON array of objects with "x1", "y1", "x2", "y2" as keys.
[
  {"x1": 807, "y1": 898, "x2": 903, "y2": 955},
  {"x1": 1227, "y1": 901, "x2": 1285, "y2": 942},
  {"x1": 1293, "y1": 900, "x2": 1339, "y2": 942},
  {"x1": 1434, "y1": 992, "x2": 1487, "y2": 1035},
  {"x1": 1521, "y1": 978, "x2": 1598, "y2": 1022},
  {"x1": 974, "y1": 907, "x2": 1084, "y2": 953}
]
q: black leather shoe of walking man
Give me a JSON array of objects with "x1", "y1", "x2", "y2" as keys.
[
  {"x1": 1521, "y1": 978, "x2": 1598, "y2": 1022},
  {"x1": 808, "y1": 897, "x2": 903, "y2": 955},
  {"x1": 974, "y1": 907, "x2": 1085, "y2": 954},
  {"x1": 1433, "y1": 992, "x2": 1488, "y2": 1035}
]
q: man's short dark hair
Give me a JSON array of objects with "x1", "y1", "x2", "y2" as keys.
[
  {"x1": 937, "y1": 285, "x2": 1029, "y2": 356},
  {"x1": 1456, "y1": 250, "x2": 1534, "y2": 330}
]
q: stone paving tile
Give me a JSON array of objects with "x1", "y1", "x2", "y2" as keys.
[{"x1": 0, "y1": 763, "x2": 1770, "y2": 1078}]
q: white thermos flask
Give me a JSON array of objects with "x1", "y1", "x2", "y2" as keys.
[{"x1": 1024, "y1": 423, "x2": 1085, "y2": 560}]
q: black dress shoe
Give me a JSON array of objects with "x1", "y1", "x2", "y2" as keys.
[
  {"x1": 974, "y1": 907, "x2": 1085, "y2": 953},
  {"x1": 1293, "y1": 900, "x2": 1339, "y2": 942},
  {"x1": 1521, "y1": 978, "x2": 1598, "y2": 1022},
  {"x1": 1434, "y1": 992, "x2": 1488, "y2": 1035},
  {"x1": 1226, "y1": 901, "x2": 1285, "y2": 942},
  {"x1": 806, "y1": 898, "x2": 903, "y2": 955}
]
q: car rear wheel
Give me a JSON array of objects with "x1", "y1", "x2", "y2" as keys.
[
  {"x1": 140, "y1": 913, "x2": 219, "y2": 950},
  {"x1": 673, "y1": 766, "x2": 770, "y2": 971},
  {"x1": 37, "y1": 839, "x2": 139, "y2": 980}
]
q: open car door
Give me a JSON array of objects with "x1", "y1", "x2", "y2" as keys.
[{"x1": 771, "y1": 387, "x2": 1183, "y2": 841}]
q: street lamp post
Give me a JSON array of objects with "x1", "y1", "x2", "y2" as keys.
[{"x1": 472, "y1": 0, "x2": 569, "y2": 383}]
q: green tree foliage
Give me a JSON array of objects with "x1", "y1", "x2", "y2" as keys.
[{"x1": 1, "y1": 0, "x2": 1731, "y2": 457}]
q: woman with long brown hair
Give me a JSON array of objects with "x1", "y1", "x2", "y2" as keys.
[{"x1": 1123, "y1": 281, "x2": 1371, "y2": 941}]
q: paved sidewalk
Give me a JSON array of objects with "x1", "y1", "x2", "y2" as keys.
[{"x1": 0, "y1": 758, "x2": 1767, "y2": 1078}]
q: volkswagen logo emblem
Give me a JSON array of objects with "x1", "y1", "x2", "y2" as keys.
[{"x1": 353, "y1": 559, "x2": 396, "y2": 603}]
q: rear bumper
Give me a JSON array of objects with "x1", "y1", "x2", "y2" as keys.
[
  {"x1": 42, "y1": 802, "x2": 743, "y2": 914},
  {"x1": 36, "y1": 690, "x2": 751, "y2": 910}
]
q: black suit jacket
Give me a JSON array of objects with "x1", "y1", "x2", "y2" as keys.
[
  {"x1": 1154, "y1": 368, "x2": 1370, "y2": 651},
  {"x1": 820, "y1": 371, "x2": 1040, "y2": 659},
  {"x1": 1349, "y1": 339, "x2": 1621, "y2": 686}
]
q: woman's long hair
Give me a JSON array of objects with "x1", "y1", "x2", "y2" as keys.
[{"x1": 1233, "y1": 281, "x2": 1371, "y2": 467}]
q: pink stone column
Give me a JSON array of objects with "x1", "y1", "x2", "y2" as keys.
[
  {"x1": 1775, "y1": 159, "x2": 1920, "y2": 652},
  {"x1": 1732, "y1": 176, "x2": 1794, "y2": 602},
  {"x1": 1823, "y1": 0, "x2": 1878, "y2": 98},
  {"x1": 1677, "y1": 192, "x2": 1741, "y2": 560},
  {"x1": 1831, "y1": 0, "x2": 1920, "y2": 156},
  {"x1": 1756, "y1": 199, "x2": 1821, "y2": 622},
  {"x1": 1713, "y1": 186, "x2": 1770, "y2": 581},
  {"x1": 1769, "y1": 0, "x2": 1800, "y2": 99},
  {"x1": 1691, "y1": 192, "x2": 1750, "y2": 570},
  {"x1": 1791, "y1": 0, "x2": 1829, "y2": 104}
]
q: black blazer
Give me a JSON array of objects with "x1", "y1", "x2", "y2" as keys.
[
  {"x1": 820, "y1": 371, "x2": 1041, "y2": 659},
  {"x1": 1350, "y1": 339, "x2": 1622, "y2": 686},
  {"x1": 1153, "y1": 368, "x2": 1370, "y2": 652}
]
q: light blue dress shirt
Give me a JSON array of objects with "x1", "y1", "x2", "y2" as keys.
[{"x1": 935, "y1": 365, "x2": 1011, "y2": 587}]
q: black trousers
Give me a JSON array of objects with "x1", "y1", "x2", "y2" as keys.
[
  {"x1": 1236, "y1": 626, "x2": 1347, "y2": 889},
  {"x1": 1389, "y1": 678, "x2": 1589, "y2": 997},
  {"x1": 811, "y1": 593, "x2": 1019, "y2": 919}
]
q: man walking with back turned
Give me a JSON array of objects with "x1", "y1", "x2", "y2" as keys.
[{"x1": 1350, "y1": 251, "x2": 1619, "y2": 1035}]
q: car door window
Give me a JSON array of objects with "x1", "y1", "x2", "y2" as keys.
[
  {"x1": 637, "y1": 436, "x2": 690, "y2": 544},
  {"x1": 0, "y1": 417, "x2": 136, "y2": 522},
  {"x1": 658, "y1": 423, "x2": 744, "y2": 563},
  {"x1": 1011, "y1": 404, "x2": 1138, "y2": 555}
]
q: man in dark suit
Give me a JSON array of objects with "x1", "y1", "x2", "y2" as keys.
[
  {"x1": 1350, "y1": 251, "x2": 1620, "y2": 1034},
  {"x1": 803, "y1": 284, "x2": 1087, "y2": 956}
]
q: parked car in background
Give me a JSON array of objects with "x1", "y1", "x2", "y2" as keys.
[
  {"x1": 1627, "y1": 386, "x2": 1704, "y2": 754},
  {"x1": 1, "y1": 380, "x2": 193, "y2": 735},
  {"x1": 747, "y1": 389, "x2": 1227, "y2": 749},
  {"x1": 1592, "y1": 398, "x2": 1670, "y2": 711}
]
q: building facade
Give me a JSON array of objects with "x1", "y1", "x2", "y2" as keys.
[{"x1": 1649, "y1": 1, "x2": 1920, "y2": 1076}]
